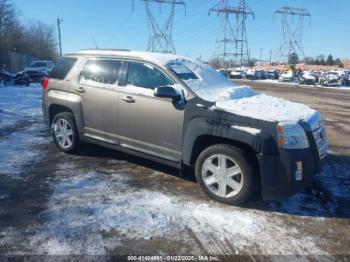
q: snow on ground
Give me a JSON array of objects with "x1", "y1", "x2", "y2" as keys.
[
  {"x1": 255, "y1": 79, "x2": 350, "y2": 90},
  {"x1": 24, "y1": 169, "x2": 328, "y2": 255},
  {"x1": 0, "y1": 84, "x2": 48, "y2": 175}
]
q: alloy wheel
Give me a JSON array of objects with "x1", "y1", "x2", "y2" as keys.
[
  {"x1": 201, "y1": 154, "x2": 244, "y2": 198},
  {"x1": 53, "y1": 118, "x2": 74, "y2": 149}
]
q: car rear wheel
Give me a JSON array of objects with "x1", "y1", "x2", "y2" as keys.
[
  {"x1": 195, "y1": 144, "x2": 255, "y2": 205},
  {"x1": 52, "y1": 112, "x2": 79, "y2": 153}
]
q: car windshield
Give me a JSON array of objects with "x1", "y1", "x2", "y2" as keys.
[
  {"x1": 29, "y1": 62, "x2": 47, "y2": 67},
  {"x1": 166, "y1": 59, "x2": 244, "y2": 102}
]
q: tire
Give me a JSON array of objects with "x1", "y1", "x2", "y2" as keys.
[
  {"x1": 195, "y1": 144, "x2": 255, "y2": 205},
  {"x1": 51, "y1": 112, "x2": 80, "y2": 153}
]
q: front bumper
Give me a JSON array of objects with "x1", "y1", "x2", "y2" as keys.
[{"x1": 258, "y1": 147, "x2": 323, "y2": 200}]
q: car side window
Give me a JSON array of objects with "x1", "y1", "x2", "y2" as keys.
[
  {"x1": 79, "y1": 59, "x2": 123, "y2": 87},
  {"x1": 127, "y1": 62, "x2": 173, "y2": 90}
]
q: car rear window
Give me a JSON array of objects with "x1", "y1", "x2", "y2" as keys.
[{"x1": 49, "y1": 57, "x2": 77, "y2": 80}]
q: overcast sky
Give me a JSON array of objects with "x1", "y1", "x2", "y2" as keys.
[{"x1": 14, "y1": 0, "x2": 350, "y2": 60}]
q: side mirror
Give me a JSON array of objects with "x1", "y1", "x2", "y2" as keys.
[{"x1": 154, "y1": 86, "x2": 182, "y2": 102}]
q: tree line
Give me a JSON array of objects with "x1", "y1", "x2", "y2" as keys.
[
  {"x1": 0, "y1": 0, "x2": 58, "y2": 63},
  {"x1": 304, "y1": 54, "x2": 344, "y2": 67},
  {"x1": 289, "y1": 53, "x2": 344, "y2": 68}
]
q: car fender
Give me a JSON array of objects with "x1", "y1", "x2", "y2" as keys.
[
  {"x1": 47, "y1": 90, "x2": 84, "y2": 135},
  {"x1": 181, "y1": 114, "x2": 277, "y2": 166}
]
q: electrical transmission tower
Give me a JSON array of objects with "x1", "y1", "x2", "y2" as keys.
[
  {"x1": 132, "y1": 0, "x2": 186, "y2": 54},
  {"x1": 274, "y1": 6, "x2": 311, "y2": 64},
  {"x1": 209, "y1": 0, "x2": 254, "y2": 68}
]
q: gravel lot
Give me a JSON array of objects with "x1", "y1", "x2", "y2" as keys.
[{"x1": 0, "y1": 83, "x2": 349, "y2": 258}]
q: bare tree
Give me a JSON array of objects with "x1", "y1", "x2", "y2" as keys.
[
  {"x1": 0, "y1": 0, "x2": 22, "y2": 51},
  {"x1": 23, "y1": 20, "x2": 58, "y2": 60},
  {"x1": 0, "y1": 0, "x2": 59, "y2": 64}
]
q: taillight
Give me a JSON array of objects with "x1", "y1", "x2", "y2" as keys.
[{"x1": 42, "y1": 77, "x2": 50, "y2": 91}]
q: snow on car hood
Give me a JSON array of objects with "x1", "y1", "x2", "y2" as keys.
[
  {"x1": 194, "y1": 84, "x2": 317, "y2": 123},
  {"x1": 214, "y1": 91, "x2": 317, "y2": 123},
  {"x1": 195, "y1": 85, "x2": 257, "y2": 101},
  {"x1": 167, "y1": 58, "x2": 317, "y2": 123}
]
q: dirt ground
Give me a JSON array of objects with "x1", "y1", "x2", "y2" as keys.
[{"x1": 0, "y1": 83, "x2": 349, "y2": 259}]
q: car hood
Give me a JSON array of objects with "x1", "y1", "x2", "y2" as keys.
[{"x1": 197, "y1": 86, "x2": 317, "y2": 123}]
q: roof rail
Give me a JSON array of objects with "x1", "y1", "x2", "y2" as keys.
[{"x1": 77, "y1": 48, "x2": 131, "y2": 53}]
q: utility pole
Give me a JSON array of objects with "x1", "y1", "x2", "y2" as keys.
[
  {"x1": 259, "y1": 48, "x2": 263, "y2": 69},
  {"x1": 209, "y1": 0, "x2": 254, "y2": 68},
  {"x1": 274, "y1": 6, "x2": 311, "y2": 64},
  {"x1": 57, "y1": 17, "x2": 63, "y2": 57},
  {"x1": 132, "y1": 0, "x2": 186, "y2": 54},
  {"x1": 269, "y1": 49, "x2": 272, "y2": 65},
  {"x1": 248, "y1": 48, "x2": 251, "y2": 65}
]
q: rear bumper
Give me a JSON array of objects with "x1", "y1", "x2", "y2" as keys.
[
  {"x1": 258, "y1": 148, "x2": 323, "y2": 200},
  {"x1": 27, "y1": 73, "x2": 45, "y2": 82}
]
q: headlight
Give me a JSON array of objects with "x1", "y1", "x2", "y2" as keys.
[{"x1": 277, "y1": 122, "x2": 309, "y2": 149}]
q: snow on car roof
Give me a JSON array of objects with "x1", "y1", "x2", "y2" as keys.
[{"x1": 74, "y1": 49, "x2": 185, "y2": 66}]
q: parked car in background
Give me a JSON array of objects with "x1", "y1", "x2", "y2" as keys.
[
  {"x1": 24, "y1": 60, "x2": 55, "y2": 82},
  {"x1": 310, "y1": 71, "x2": 322, "y2": 84},
  {"x1": 265, "y1": 70, "x2": 279, "y2": 80},
  {"x1": 0, "y1": 65, "x2": 30, "y2": 86},
  {"x1": 245, "y1": 69, "x2": 257, "y2": 80},
  {"x1": 256, "y1": 70, "x2": 267, "y2": 80},
  {"x1": 279, "y1": 71, "x2": 294, "y2": 82},
  {"x1": 340, "y1": 71, "x2": 350, "y2": 86},
  {"x1": 230, "y1": 69, "x2": 246, "y2": 79},
  {"x1": 299, "y1": 71, "x2": 316, "y2": 85},
  {"x1": 42, "y1": 49, "x2": 328, "y2": 205},
  {"x1": 320, "y1": 71, "x2": 341, "y2": 87},
  {"x1": 217, "y1": 69, "x2": 231, "y2": 78}
]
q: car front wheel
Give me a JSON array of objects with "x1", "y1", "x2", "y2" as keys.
[
  {"x1": 51, "y1": 112, "x2": 79, "y2": 153},
  {"x1": 195, "y1": 144, "x2": 255, "y2": 205}
]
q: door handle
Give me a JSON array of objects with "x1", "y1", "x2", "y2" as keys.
[
  {"x1": 122, "y1": 96, "x2": 135, "y2": 103},
  {"x1": 76, "y1": 87, "x2": 86, "y2": 93}
]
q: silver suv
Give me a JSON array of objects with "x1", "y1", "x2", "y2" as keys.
[{"x1": 42, "y1": 49, "x2": 328, "y2": 205}]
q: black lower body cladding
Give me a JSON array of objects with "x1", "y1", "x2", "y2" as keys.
[{"x1": 258, "y1": 148, "x2": 321, "y2": 200}]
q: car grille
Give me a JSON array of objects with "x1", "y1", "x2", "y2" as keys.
[{"x1": 312, "y1": 123, "x2": 328, "y2": 159}]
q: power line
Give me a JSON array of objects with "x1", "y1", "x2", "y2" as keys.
[
  {"x1": 274, "y1": 6, "x2": 311, "y2": 64},
  {"x1": 209, "y1": 0, "x2": 254, "y2": 68},
  {"x1": 132, "y1": 0, "x2": 186, "y2": 54}
]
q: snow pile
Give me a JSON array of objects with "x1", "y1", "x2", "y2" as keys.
[{"x1": 216, "y1": 93, "x2": 317, "y2": 122}]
